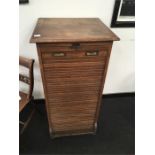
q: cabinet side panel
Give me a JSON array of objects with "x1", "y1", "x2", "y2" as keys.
[
  {"x1": 94, "y1": 42, "x2": 113, "y2": 125},
  {"x1": 36, "y1": 44, "x2": 53, "y2": 135}
]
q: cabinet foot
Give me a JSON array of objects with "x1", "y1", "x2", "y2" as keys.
[
  {"x1": 49, "y1": 127, "x2": 54, "y2": 139},
  {"x1": 94, "y1": 122, "x2": 97, "y2": 134}
]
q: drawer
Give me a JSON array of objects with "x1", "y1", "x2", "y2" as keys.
[
  {"x1": 41, "y1": 50, "x2": 108, "y2": 64},
  {"x1": 39, "y1": 42, "x2": 111, "y2": 64}
]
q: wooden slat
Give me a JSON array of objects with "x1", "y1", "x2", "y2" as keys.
[
  {"x1": 19, "y1": 74, "x2": 30, "y2": 84},
  {"x1": 19, "y1": 91, "x2": 29, "y2": 112},
  {"x1": 19, "y1": 56, "x2": 33, "y2": 68}
]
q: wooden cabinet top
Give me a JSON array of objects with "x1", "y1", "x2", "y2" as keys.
[{"x1": 30, "y1": 18, "x2": 119, "y2": 43}]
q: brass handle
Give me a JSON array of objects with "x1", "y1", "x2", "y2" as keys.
[
  {"x1": 86, "y1": 51, "x2": 98, "y2": 56},
  {"x1": 53, "y1": 52, "x2": 65, "y2": 57}
]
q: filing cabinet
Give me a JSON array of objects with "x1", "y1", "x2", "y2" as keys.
[{"x1": 30, "y1": 18, "x2": 119, "y2": 138}]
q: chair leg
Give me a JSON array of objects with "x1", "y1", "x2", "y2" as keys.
[
  {"x1": 34, "y1": 104, "x2": 44, "y2": 116},
  {"x1": 20, "y1": 108, "x2": 35, "y2": 135},
  {"x1": 19, "y1": 121, "x2": 25, "y2": 125},
  {"x1": 30, "y1": 98, "x2": 45, "y2": 116}
]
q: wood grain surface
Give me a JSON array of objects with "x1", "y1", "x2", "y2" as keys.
[
  {"x1": 30, "y1": 18, "x2": 119, "y2": 137},
  {"x1": 37, "y1": 42, "x2": 112, "y2": 137},
  {"x1": 30, "y1": 18, "x2": 119, "y2": 43}
]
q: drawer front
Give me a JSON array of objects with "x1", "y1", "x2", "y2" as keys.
[
  {"x1": 41, "y1": 50, "x2": 107, "y2": 63},
  {"x1": 40, "y1": 42, "x2": 110, "y2": 64},
  {"x1": 38, "y1": 43, "x2": 112, "y2": 134}
]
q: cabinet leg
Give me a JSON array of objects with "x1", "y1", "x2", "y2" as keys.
[
  {"x1": 49, "y1": 127, "x2": 54, "y2": 139},
  {"x1": 93, "y1": 122, "x2": 97, "y2": 135}
]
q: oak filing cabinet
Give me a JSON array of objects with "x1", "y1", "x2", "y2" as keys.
[{"x1": 30, "y1": 18, "x2": 119, "y2": 138}]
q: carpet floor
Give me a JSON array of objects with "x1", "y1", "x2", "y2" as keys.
[{"x1": 20, "y1": 94, "x2": 135, "y2": 155}]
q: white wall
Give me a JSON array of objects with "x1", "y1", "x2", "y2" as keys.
[{"x1": 19, "y1": 0, "x2": 135, "y2": 99}]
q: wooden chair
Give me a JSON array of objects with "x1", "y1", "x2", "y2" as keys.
[{"x1": 19, "y1": 56, "x2": 35, "y2": 134}]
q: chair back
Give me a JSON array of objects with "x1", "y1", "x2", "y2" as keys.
[{"x1": 19, "y1": 56, "x2": 34, "y2": 100}]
